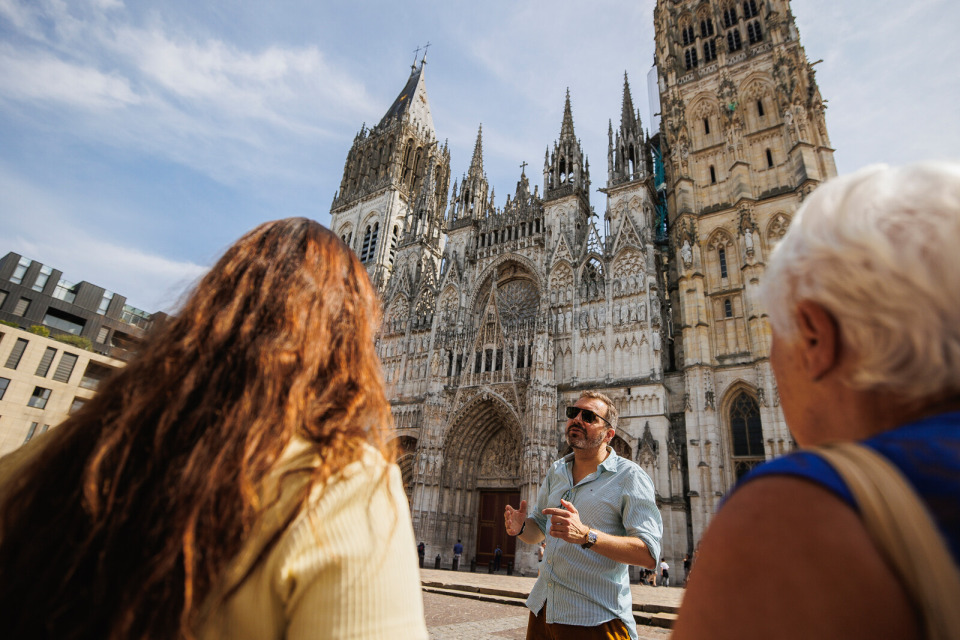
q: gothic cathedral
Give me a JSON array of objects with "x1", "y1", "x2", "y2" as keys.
[{"x1": 329, "y1": 0, "x2": 835, "y2": 574}]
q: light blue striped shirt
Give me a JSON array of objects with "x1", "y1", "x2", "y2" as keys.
[{"x1": 527, "y1": 448, "x2": 662, "y2": 639}]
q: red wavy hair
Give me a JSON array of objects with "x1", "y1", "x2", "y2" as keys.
[{"x1": 0, "y1": 218, "x2": 393, "y2": 639}]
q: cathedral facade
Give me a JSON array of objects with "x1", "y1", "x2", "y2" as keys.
[{"x1": 329, "y1": 0, "x2": 835, "y2": 574}]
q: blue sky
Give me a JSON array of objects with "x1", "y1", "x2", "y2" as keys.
[{"x1": 1, "y1": 0, "x2": 957, "y2": 311}]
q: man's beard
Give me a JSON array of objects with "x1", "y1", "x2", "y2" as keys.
[{"x1": 566, "y1": 426, "x2": 606, "y2": 450}]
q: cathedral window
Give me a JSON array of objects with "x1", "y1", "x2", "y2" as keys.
[
  {"x1": 474, "y1": 351, "x2": 482, "y2": 373},
  {"x1": 682, "y1": 25, "x2": 695, "y2": 46},
  {"x1": 729, "y1": 391, "x2": 764, "y2": 480},
  {"x1": 388, "y1": 225, "x2": 400, "y2": 268},
  {"x1": 757, "y1": 99, "x2": 765, "y2": 117},
  {"x1": 743, "y1": 0, "x2": 759, "y2": 19},
  {"x1": 700, "y1": 18, "x2": 715, "y2": 38},
  {"x1": 710, "y1": 165, "x2": 717, "y2": 184},
  {"x1": 684, "y1": 47, "x2": 699, "y2": 70},
  {"x1": 517, "y1": 345, "x2": 525, "y2": 369},
  {"x1": 703, "y1": 117, "x2": 710, "y2": 135},
  {"x1": 724, "y1": 298, "x2": 733, "y2": 318},
  {"x1": 703, "y1": 39, "x2": 717, "y2": 62},
  {"x1": 747, "y1": 20, "x2": 763, "y2": 44},
  {"x1": 719, "y1": 246, "x2": 728, "y2": 278},
  {"x1": 727, "y1": 28, "x2": 743, "y2": 52},
  {"x1": 360, "y1": 221, "x2": 379, "y2": 263},
  {"x1": 723, "y1": 6, "x2": 738, "y2": 28},
  {"x1": 485, "y1": 349, "x2": 493, "y2": 372},
  {"x1": 766, "y1": 148, "x2": 774, "y2": 168}
]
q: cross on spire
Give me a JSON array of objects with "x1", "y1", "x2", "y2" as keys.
[{"x1": 520, "y1": 160, "x2": 528, "y2": 175}]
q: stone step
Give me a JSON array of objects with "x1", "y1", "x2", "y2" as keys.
[{"x1": 421, "y1": 583, "x2": 678, "y2": 628}]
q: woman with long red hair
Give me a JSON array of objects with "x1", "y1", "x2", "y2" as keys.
[{"x1": 0, "y1": 218, "x2": 427, "y2": 639}]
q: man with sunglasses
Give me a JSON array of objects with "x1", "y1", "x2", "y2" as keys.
[{"x1": 504, "y1": 391, "x2": 663, "y2": 640}]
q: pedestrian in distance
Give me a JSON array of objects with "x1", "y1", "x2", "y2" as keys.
[
  {"x1": 0, "y1": 218, "x2": 428, "y2": 640},
  {"x1": 493, "y1": 545, "x2": 502, "y2": 572},
  {"x1": 673, "y1": 163, "x2": 960, "y2": 640},
  {"x1": 453, "y1": 539, "x2": 463, "y2": 570},
  {"x1": 659, "y1": 558, "x2": 670, "y2": 587},
  {"x1": 504, "y1": 390, "x2": 663, "y2": 640}
]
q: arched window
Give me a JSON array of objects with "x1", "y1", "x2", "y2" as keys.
[
  {"x1": 729, "y1": 391, "x2": 764, "y2": 480},
  {"x1": 710, "y1": 165, "x2": 717, "y2": 184},
  {"x1": 360, "y1": 221, "x2": 379, "y2": 262},
  {"x1": 723, "y1": 5, "x2": 738, "y2": 28},
  {"x1": 718, "y1": 246, "x2": 728, "y2": 278},
  {"x1": 743, "y1": 0, "x2": 759, "y2": 19},
  {"x1": 682, "y1": 24, "x2": 696, "y2": 46},
  {"x1": 766, "y1": 148, "x2": 774, "y2": 168},
  {"x1": 387, "y1": 225, "x2": 400, "y2": 267},
  {"x1": 724, "y1": 298, "x2": 733, "y2": 318},
  {"x1": 703, "y1": 117, "x2": 711, "y2": 135},
  {"x1": 727, "y1": 28, "x2": 743, "y2": 52},
  {"x1": 703, "y1": 39, "x2": 717, "y2": 62},
  {"x1": 756, "y1": 99, "x2": 765, "y2": 118},
  {"x1": 747, "y1": 20, "x2": 763, "y2": 44},
  {"x1": 685, "y1": 47, "x2": 699, "y2": 70},
  {"x1": 700, "y1": 18, "x2": 715, "y2": 38}
]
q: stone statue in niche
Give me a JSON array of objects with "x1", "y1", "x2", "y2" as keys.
[{"x1": 680, "y1": 239, "x2": 692, "y2": 268}]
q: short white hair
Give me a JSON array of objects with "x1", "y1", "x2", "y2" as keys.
[{"x1": 762, "y1": 161, "x2": 960, "y2": 400}]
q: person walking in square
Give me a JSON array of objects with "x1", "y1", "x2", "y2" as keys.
[{"x1": 504, "y1": 390, "x2": 663, "y2": 640}]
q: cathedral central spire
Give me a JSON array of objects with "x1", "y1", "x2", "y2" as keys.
[{"x1": 469, "y1": 124, "x2": 484, "y2": 178}]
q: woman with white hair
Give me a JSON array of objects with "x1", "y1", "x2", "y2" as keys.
[{"x1": 673, "y1": 162, "x2": 960, "y2": 640}]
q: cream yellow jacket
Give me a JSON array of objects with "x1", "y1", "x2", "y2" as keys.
[{"x1": 197, "y1": 437, "x2": 428, "y2": 639}]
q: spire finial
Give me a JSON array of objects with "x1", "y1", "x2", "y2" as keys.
[
  {"x1": 469, "y1": 124, "x2": 484, "y2": 176},
  {"x1": 560, "y1": 88, "x2": 575, "y2": 139}
]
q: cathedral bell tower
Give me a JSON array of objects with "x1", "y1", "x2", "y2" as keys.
[
  {"x1": 653, "y1": 0, "x2": 836, "y2": 544},
  {"x1": 330, "y1": 55, "x2": 450, "y2": 293}
]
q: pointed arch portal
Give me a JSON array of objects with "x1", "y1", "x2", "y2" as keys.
[{"x1": 441, "y1": 394, "x2": 523, "y2": 568}]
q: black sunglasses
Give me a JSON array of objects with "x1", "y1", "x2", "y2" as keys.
[{"x1": 565, "y1": 406, "x2": 612, "y2": 427}]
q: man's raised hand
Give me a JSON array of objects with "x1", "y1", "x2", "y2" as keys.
[{"x1": 504, "y1": 500, "x2": 528, "y2": 536}]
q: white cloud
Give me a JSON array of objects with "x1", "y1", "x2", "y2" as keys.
[{"x1": 0, "y1": 46, "x2": 140, "y2": 109}]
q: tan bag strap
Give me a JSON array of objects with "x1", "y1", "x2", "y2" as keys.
[{"x1": 814, "y1": 443, "x2": 960, "y2": 640}]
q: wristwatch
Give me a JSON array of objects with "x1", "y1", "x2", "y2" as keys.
[{"x1": 581, "y1": 529, "x2": 598, "y2": 549}]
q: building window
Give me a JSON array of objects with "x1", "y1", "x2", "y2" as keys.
[
  {"x1": 0, "y1": 290, "x2": 6, "y2": 308},
  {"x1": 97, "y1": 327, "x2": 109, "y2": 343},
  {"x1": 32, "y1": 265, "x2": 53, "y2": 292},
  {"x1": 710, "y1": 165, "x2": 717, "y2": 184},
  {"x1": 757, "y1": 99, "x2": 765, "y2": 118},
  {"x1": 684, "y1": 47, "x2": 699, "y2": 70},
  {"x1": 79, "y1": 361, "x2": 116, "y2": 391},
  {"x1": 730, "y1": 391, "x2": 764, "y2": 480},
  {"x1": 703, "y1": 40, "x2": 717, "y2": 62},
  {"x1": 53, "y1": 280, "x2": 77, "y2": 303},
  {"x1": 682, "y1": 25, "x2": 695, "y2": 46},
  {"x1": 13, "y1": 297, "x2": 30, "y2": 316},
  {"x1": 703, "y1": 118, "x2": 711, "y2": 135},
  {"x1": 388, "y1": 225, "x2": 400, "y2": 268},
  {"x1": 723, "y1": 6, "x2": 738, "y2": 28},
  {"x1": 0, "y1": 377, "x2": 9, "y2": 400},
  {"x1": 766, "y1": 148, "x2": 774, "y2": 168},
  {"x1": 97, "y1": 291, "x2": 114, "y2": 315},
  {"x1": 727, "y1": 28, "x2": 743, "y2": 52},
  {"x1": 70, "y1": 396, "x2": 87, "y2": 414},
  {"x1": 747, "y1": 20, "x2": 763, "y2": 44},
  {"x1": 700, "y1": 18, "x2": 715, "y2": 38},
  {"x1": 10, "y1": 257, "x2": 31, "y2": 285},
  {"x1": 724, "y1": 298, "x2": 733, "y2": 318},
  {"x1": 719, "y1": 247, "x2": 728, "y2": 278},
  {"x1": 24, "y1": 422, "x2": 39, "y2": 443},
  {"x1": 43, "y1": 308, "x2": 85, "y2": 335},
  {"x1": 5, "y1": 338, "x2": 28, "y2": 369},
  {"x1": 35, "y1": 347, "x2": 57, "y2": 377},
  {"x1": 28, "y1": 386, "x2": 51, "y2": 409},
  {"x1": 53, "y1": 352, "x2": 79, "y2": 383},
  {"x1": 360, "y1": 222, "x2": 380, "y2": 263},
  {"x1": 743, "y1": 0, "x2": 759, "y2": 19}
]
